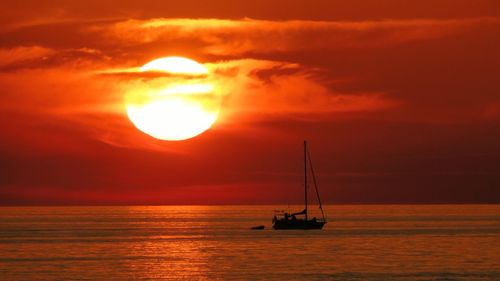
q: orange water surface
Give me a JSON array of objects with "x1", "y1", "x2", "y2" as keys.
[{"x1": 0, "y1": 205, "x2": 499, "y2": 280}]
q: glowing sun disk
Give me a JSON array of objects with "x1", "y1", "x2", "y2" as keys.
[
  {"x1": 126, "y1": 56, "x2": 219, "y2": 141},
  {"x1": 140, "y1": 56, "x2": 208, "y2": 75}
]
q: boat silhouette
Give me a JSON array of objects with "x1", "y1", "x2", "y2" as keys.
[{"x1": 272, "y1": 141, "x2": 327, "y2": 230}]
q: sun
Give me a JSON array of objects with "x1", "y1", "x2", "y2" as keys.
[{"x1": 126, "y1": 56, "x2": 220, "y2": 141}]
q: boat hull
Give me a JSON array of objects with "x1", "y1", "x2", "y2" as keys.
[{"x1": 272, "y1": 219, "x2": 326, "y2": 230}]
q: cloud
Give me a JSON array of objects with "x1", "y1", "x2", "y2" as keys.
[
  {"x1": 3, "y1": 16, "x2": 499, "y2": 69},
  {"x1": 0, "y1": 54, "x2": 398, "y2": 153},
  {"x1": 204, "y1": 59, "x2": 399, "y2": 125},
  {"x1": 0, "y1": 46, "x2": 54, "y2": 67},
  {"x1": 94, "y1": 17, "x2": 500, "y2": 55},
  {"x1": 0, "y1": 16, "x2": 496, "y2": 151}
]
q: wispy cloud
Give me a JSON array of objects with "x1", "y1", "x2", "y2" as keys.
[
  {"x1": 94, "y1": 17, "x2": 500, "y2": 55},
  {"x1": 0, "y1": 46, "x2": 54, "y2": 67},
  {"x1": 206, "y1": 59, "x2": 399, "y2": 124}
]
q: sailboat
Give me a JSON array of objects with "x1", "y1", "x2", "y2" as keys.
[{"x1": 272, "y1": 141, "x2": 327, "y2": 230}]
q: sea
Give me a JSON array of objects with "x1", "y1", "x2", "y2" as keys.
[{"x1": 0, "y1": 205, "x2": 498, "y2": 280}]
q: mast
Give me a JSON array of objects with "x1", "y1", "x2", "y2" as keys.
[
  {"x1": 307, "y1": 147, "x2": 326, "y2": 222},
  {"x1": 304, "y1": 140, "x2": 308, "y2": 220}
]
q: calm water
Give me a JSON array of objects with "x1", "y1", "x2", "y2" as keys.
[{"x1": 0, "y1": 205, "x2": 499, "y2": 280}]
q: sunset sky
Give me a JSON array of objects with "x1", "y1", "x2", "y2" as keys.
[{"x1": 1, "y1": 0, "x2": 499, "y2": 205}]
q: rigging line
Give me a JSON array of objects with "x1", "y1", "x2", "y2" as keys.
[
  {"x1": 307, "y1": 147, "x2": 326, "y2": 221},
  {"x1": 304, "y1": 140, "x2": 308, "y2": 220}
]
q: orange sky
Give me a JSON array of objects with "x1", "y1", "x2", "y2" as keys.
[{"x1": 1, "y1": 0, "x2": 499, "y2": 205}]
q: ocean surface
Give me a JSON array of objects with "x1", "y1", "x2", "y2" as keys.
[{"x1": 0, "y1": 205, "x2": 498, "y2": 280}]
